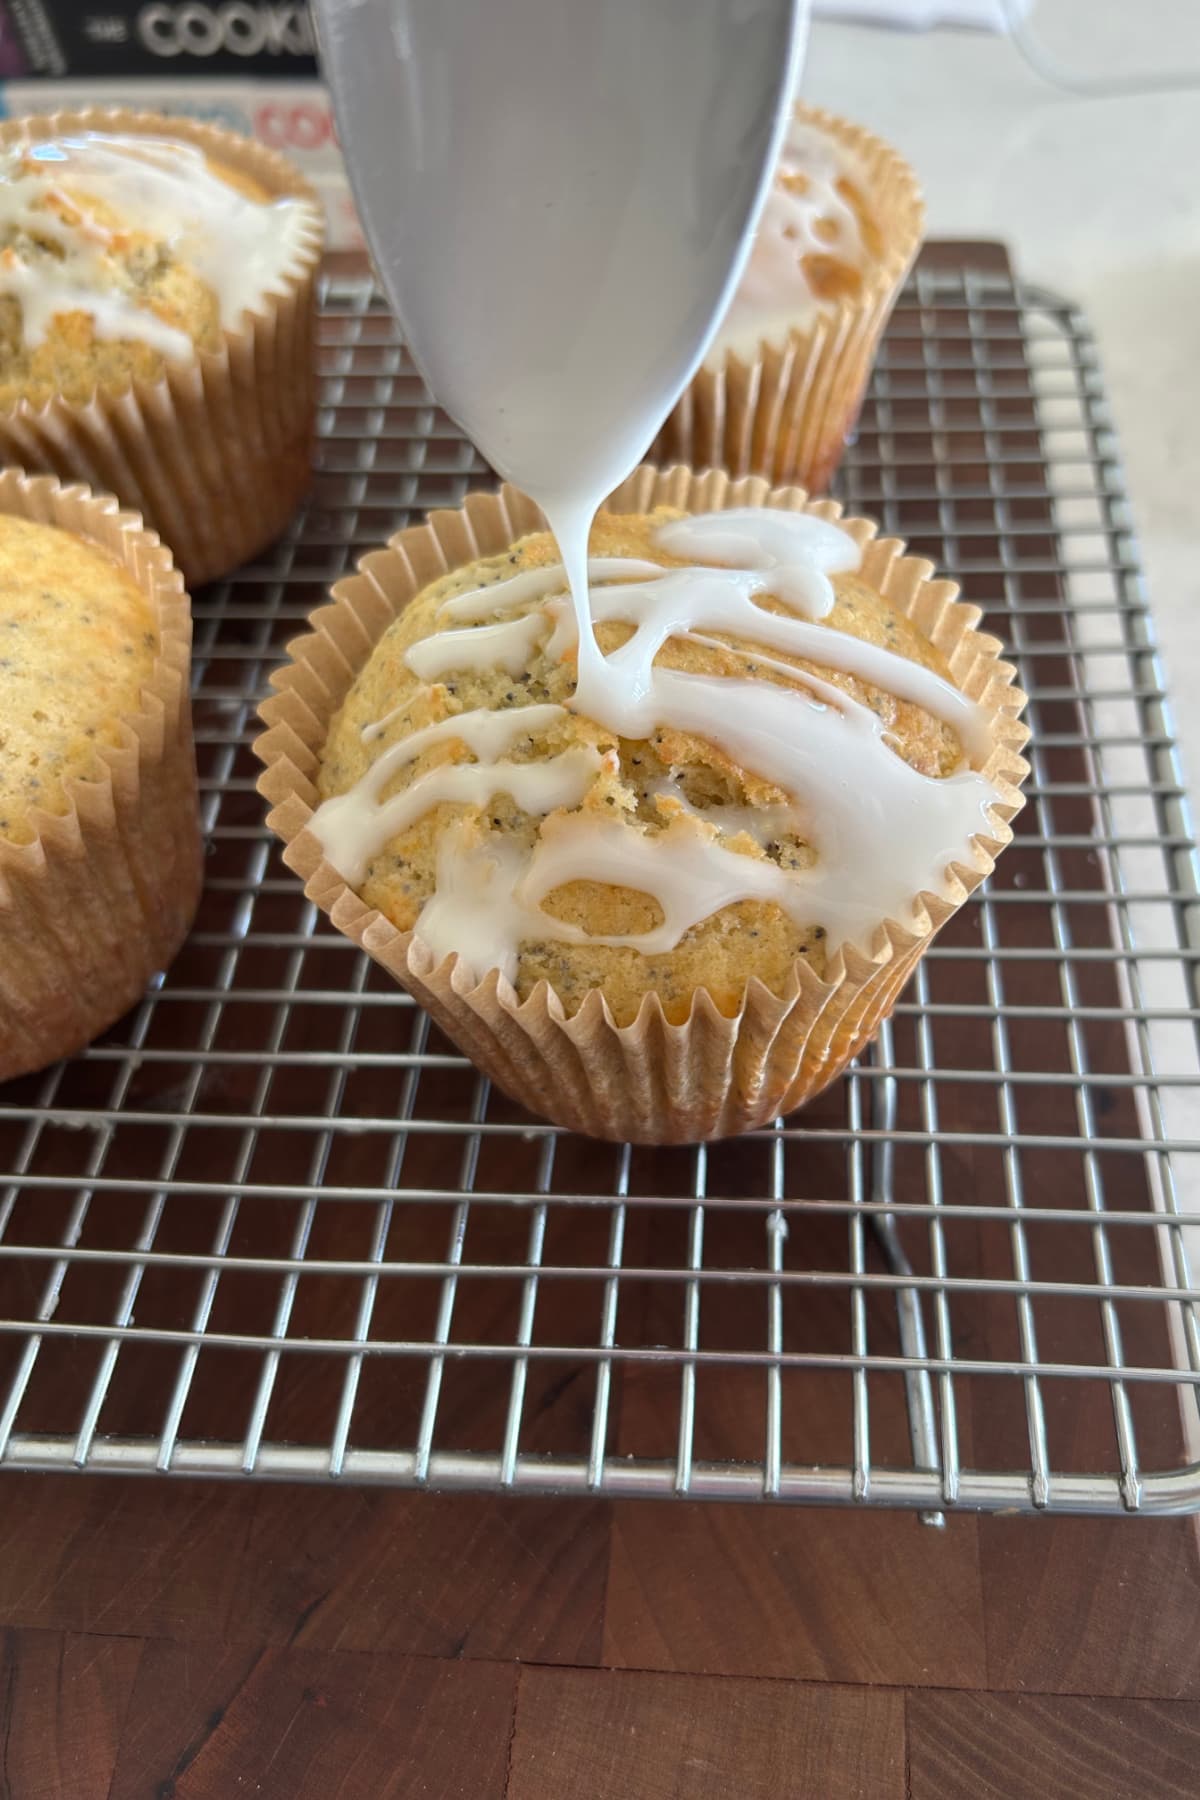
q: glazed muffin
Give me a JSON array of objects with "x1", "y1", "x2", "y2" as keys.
[
  {"x1": 0, "y1": 111, "x2": 324, "y2": 585},
  {"x1": 259, "y1": 468, "x2": 1027, "y2": 1143},
  {"x1": 653, "y1": 105, "x2": 924, "y2": 493},
  {"x1": 0, "y1": 470, "x2": 199, "y2": 1083},
  {"x1": 316, "y1": 511, "x2": 975, "y2": 1027}
]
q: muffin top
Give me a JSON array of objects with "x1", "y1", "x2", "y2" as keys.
[
  {"x1": 0, "y1": 129, "x2": 316, "y2": 405},
  {"x1": 313, "y1": 506, "x2": 999, "y2": 1026},
  {"x1": 708, "y1": 109, "x2": 882, "y2": 365},
  {"x1": 0, "y1": 513, "x2": 157, "y2": 845}
]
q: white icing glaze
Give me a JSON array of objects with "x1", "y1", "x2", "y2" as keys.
[
  {"x1": 526, "y1": 815, "x2": 801, "y2": 952},
  {"x1": 620, "y1": 668, "x2": 991, "y2": 936},
  {"x1": 0, "y1": 132, "x2": 315, "y2": 359},
  {"x1": 0, "y1": 254, "x2": 193, "y2": 359},
  {"x1": 647, "y1": 775, "x2": 799, "y2": 848},
  {"x1": 708, "y1": 115, "x2": 866, "y2": 365},
  {"x1": 438, "y1": 558, "x2": 661, "y2": 626},
  {"x1": 323, "y1": 745, "x2": 599, "y2": 891},
  {"x1": 522, "y1": 530, "x2": 992, "y2": 760},
  {"x1": 309, "y1": 702, "x2": 588, "y2": 886},
  {"x1": 408, "y1": 663, "x2": 993, "y2": 980},
  {"x1": 412, "y1": 813, "x2": 804, "y2": 987},
  {"x1": 654, "y1": 507, "x2": 858, "y2": 621},
  {"x1": 312, "y1": 509, "x2": 1000, "y2": 987},
  {"x1": 404, "y1": 611, "x2": 549, "y2": 681},
  {"x1": 415, "y1": 822, "x2": 535, "y2": 982}
]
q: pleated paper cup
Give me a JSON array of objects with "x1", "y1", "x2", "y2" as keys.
[
  {"x1": 0, "y1": 109, "x2": 325, "y2": 588},
  {"x1": 652, "y1": 105, "x2": 924, "y2": 494},
  {"x1": 256, "y1": 465, "x2": 1028, "y2": 1144},
  {"x1": 0, "y1": 469, "x2": 201, "y2": 1083}
]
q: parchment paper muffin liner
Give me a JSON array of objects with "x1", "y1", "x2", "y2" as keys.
[
  {"x1": 651, "y1": 105, "x2": 924, "y2": 494},
  {"x1": 0, "y1": 470, "x2": 200, "y2": 1082},
  {"x1": 256, "y1": 465, "x2": 1028, "y2": 1143},
  {"x1": 0, "y1": 108, "x2": 324, "y2": 588}
]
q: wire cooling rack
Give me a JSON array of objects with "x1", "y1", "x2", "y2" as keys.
[{"x1": 1, "y1": 255, "x2": 1198, "y2": 1520}]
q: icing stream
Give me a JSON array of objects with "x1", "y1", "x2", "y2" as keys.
[{"x1": 310, "y1": 508, "x2": 1001, "y2": 987}]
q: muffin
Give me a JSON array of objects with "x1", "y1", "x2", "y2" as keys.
[
  {"x1": 0, "y1": 110, "x2": 324, "y2": 586},
  {"x1": 258, "y1": 466, "x2": 1027, "y2": 1144},
  {"x1": 0, "y1": 469, "x2": 200, "y2": 1083},
  {"x1": 652, "y1": 105, "x2": 924, "y2": 494}
]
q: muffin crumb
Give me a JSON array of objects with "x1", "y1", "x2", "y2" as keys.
[{"x1": 0, "y1": 514, "x2": 157, "y2": 844}]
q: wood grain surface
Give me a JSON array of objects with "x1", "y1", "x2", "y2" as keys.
[
  {"x1": 0, "y1": 1472, "x2": 1197, "y2": 1795},
  {"x1": 907, "y1": 1691, "x2": 1200, "y2": 1800},
  {"x1": 507, "y1": 1668, "x2": 907, "y2": 1800}
]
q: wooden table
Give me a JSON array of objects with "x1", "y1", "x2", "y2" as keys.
[{"x1": 2, "y1": 1467, "x2": 1199, "y2": 1796}]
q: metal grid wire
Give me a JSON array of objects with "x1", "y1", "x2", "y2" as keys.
[{"x1": 1, "y1": 258, "x2": 1199, "y2": 1517}]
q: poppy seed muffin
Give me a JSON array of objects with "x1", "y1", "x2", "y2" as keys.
[
  {"x1": 315, "y1": 508, "x2": 978, "y2": 1027},
  {"x1": 0, "y1": 112, "x2": 324, "y2": 586},
  {"x1": 0, "y1": 513, "x2": 160, "y2": 843},
  {"x1": 0, "y1": 137, "x2": 287, "y2": 407},
  {"x1": 260, "y1": 471, "x2": 1027, "y2": 1142},
  {"x1": 0, "y1": 479, "x2": 200, "y2": 1084},
  {"x1": 653, "y1": 104, "x2": 924, "y2": 493},
  {"x1": 708, "y1": 112, "x2": 884, "y2": 362}
]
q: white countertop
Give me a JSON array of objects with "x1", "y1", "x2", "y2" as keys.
[{"x1": 806, "y1": 4, "x2": 1200, "y2": 789}]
